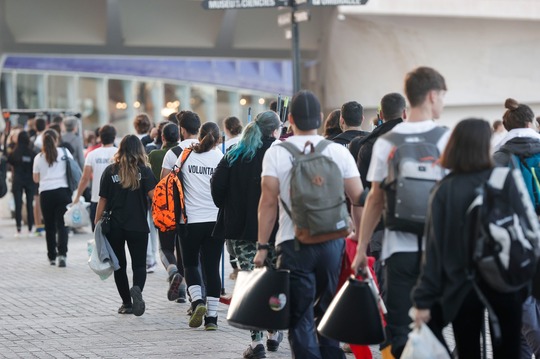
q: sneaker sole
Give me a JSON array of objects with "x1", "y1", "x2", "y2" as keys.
[
  {"x1": 167, "y1": 274, "x2": 181, "y2": 301},
  {"x1": 266, "y1": 340, "x2": 279, "y2": 352},
  {"x1": 130, "y1": 287, "x2": 146, "y2": 317},
  {"x1": 204, "y1": 324, "x2": 218, "y2": 331},
  {"x1": 188, "y1": 304, "x2": 207, "y2": 328}
]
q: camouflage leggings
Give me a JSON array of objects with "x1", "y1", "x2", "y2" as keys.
[{"x1": 228, "y1": 239, "x2": 276, "y2": 342}]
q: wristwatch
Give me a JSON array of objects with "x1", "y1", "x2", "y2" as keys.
[{"x1": 256, "y1": 243, "x2": 271, "y2": 251}]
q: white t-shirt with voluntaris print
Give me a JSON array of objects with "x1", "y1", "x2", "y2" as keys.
[
  {"x1": 261, "y1": 135, "x2": 360, "y2": 246},
  {"x1": 367, "y1": 120, "x2": 450, "y2": 262},
  {"x1": 85, "y1": 146, "x2": 118, "y2": 202}
]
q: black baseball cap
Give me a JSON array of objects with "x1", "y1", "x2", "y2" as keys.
[{"x1": 289, "y1": 90, "x2": 321, "y2": 131}]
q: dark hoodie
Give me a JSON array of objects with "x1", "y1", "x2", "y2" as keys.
[{"x1": 493, "y1": 137, "x2": 540, "y2": 167}]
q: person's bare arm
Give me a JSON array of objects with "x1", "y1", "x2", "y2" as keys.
[
  {"x1": 344, "y1": 177, "x2": 364, "y2": 240},
  {"x1": 73, "y1": 165, "x2": 92, "y2": 203},
  {"x1": 254, "y1": 176, "x2": 279, "y2": 267},
  {"x1": 160, "y1": 168, "x2": 171, "y2": 180},
  {"x1": 94, "y1": 197, "x2": 107, "y2": 225},
  {"x1": 351, "y1": 182, "x2": 385, "y2": 273}
]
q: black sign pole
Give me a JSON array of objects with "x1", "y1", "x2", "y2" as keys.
[{"x1": 291, "y1": 1, "x2": 301, "y2": 94}]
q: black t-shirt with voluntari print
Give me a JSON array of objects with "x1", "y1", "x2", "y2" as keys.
[{"x1": 99, "y1": 164, "x2": 157, "y2": 233}]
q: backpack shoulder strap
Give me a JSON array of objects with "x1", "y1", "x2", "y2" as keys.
[
  {"x1": 383, "y1": 126, "x2": 447, "y2": 147},
  {"x1": 179, "y1": 147, "x2": 192, "y2": 168},
  {"x1": 314, "y1": 139, "x2": 333, "y2": 153},
  {"x1": 488, "y1": 167, "x2": 510, "y2": 190},
  {"x1": 279, "y1": 141, "x2": 302, "y2": 159},
  {"x1": 171, "y1": 146, "x2": 183, "y2": 158}
]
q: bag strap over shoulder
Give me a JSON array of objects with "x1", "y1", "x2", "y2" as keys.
[
  {"x1": 487, "y1": 167, "x2": 510, "y2": 190},
  {"x1": 279, "y1": 141, "x2": 302, "y2": 159},
  {"x1": 383, "y1": 126, "x2": 447, "y2": 147},
  {"x1": 171, "y1": 146, "x2": 183, "y2": 158},
  {"x1": 314, "y1": 139, "x2": 333, "y2": 153}
]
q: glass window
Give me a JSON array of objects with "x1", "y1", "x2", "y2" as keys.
[
  {"x1": 79, "y1": 77, "x2": 101, "y2": 132},
  {"x1": 190, "y1": 85, "x2": 216, "y2": 124},
  {"x1": 48, "y1": 75, "x2": 70, "y2": 109},
  {"x1": 16, "y1": 74, "x2": 43, "y2": 109},
  {"x1": 1, "y1": 72, "x2": 15, "y2": 109},
  {"x1": 108, "y1": 79, "x2": 130, "y2": 135}
]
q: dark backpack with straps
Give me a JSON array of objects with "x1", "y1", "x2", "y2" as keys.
[
  {"x1": 500, "y1": 149, "x2": 540, "y2": 214},
  {"x1": 279, "y1": 140, "x2": 350, "y2": 244}
]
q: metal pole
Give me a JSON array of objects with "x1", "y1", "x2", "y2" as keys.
[{"x1": 291, "y1": 1, "x2": 301, "y2": 93}]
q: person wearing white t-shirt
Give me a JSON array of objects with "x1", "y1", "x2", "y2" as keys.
[
  {"x1": 178, "y1": 122, "x2": 224, "y2": 331},
  {"x1": 254, "y1": 91, "x2": 364, "y2": 358},
  {"x1": 160, "y1": 111, "x2": 201, "y2": 179},
  {"x1": 73, "y1": 125, "x2": 118, "y2": 231},
  {"x1": 33, "y1": 129, "x2": 73, "y2": 268},
  {"x1": 351, "y1": 67, "x2": 450, "y2": 358}
]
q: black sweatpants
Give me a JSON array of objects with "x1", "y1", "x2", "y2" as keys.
[
  {"x1": 107, "y1": 225, "x2": 148, "y2": 305},
  {"x1": 40, "y1": 187, "x2": 71, "y2": 260},
  {"x1": 13, "y1": 180, "x2": 36, "y2": 231},
  {"x1": 179, "y1": 222, "x2": 222, "y2": 298}
]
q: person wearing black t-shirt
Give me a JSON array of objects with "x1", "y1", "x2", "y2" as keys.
[
  {"x1": 95, "y1": 135, "x2": 157, "y2": 316},
  {"x1": 332, "y1": 101, "x2": 370, "y2": 159}
]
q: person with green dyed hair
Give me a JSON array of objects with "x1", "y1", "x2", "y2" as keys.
[{"x1": 211, "y1": 110, "x2": 283, "y2": 359}]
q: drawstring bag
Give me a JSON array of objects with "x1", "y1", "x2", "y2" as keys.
[
  {"x1": 227, "y1": 267, "x2": 290, "y2": 331},
  {"x1": 318, "y1": 275, "x2": 386, "y2": 345}
]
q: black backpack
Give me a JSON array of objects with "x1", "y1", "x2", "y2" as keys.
[{"x1": 0, "y1": 155, "x2": 7, "y2": 198}]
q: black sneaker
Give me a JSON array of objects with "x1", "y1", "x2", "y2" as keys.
[
  {"x1": 266, "y1": 331, "x2": 284, "y2": 352},
  {"x1": 204, "y1": 316, "x2": 218, "y2": 331},
  {"x1": 188, "y1": 300, "x2": 207, "y2": 328},
  {"x1": 58, "y1": 256, "x2": 66, "y2": 268},
  {"x1": 118, "y1": 304, "x2": 133, "y2": 314},
  {"x1": 130, "y1": 286, "x2": 145, "y2": 316},
  {"x1": 50, "y1": 259, "x2": 56, "y2": 266},
  {"x1": 167, "y1": 273, "x2": 181, "y2": 301},
  {"x1": 243, "y1": 344, "x2": 266, "y2": 359},
  {"x1": 177, "y1": 282, "x2": 187, "y2": 303}
]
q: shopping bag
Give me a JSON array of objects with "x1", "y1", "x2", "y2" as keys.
[
  {"x1": 227, "y1": 267, "x2": 290, "y2": 331},
  {"x1": 64, "y1": 202, "x2": 91, "y2": 228},
  {"x1": 401, "y1": 323, "x2": 450, "y2": 359},
  {"x1": 87, "y1": 239, "x2": 114, "y2": 280},
  {"x1": 318, "y1": 275, "x2": 386, "y2": 345}
]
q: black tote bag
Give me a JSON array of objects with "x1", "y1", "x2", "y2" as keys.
[{"x1": 227, "y1": 267, "x2": 290, "y2": 331}]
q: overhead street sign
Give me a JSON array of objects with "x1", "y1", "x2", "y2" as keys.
[
  {"x1": 202, "y1": 0, "x2": 289, "y2": 10},
  {"x1": 310, "y1": 0, "x2": 368, "y2": 5},
  {"x1": 277, "y1": 10, "x2": 310, "y2": 27}
]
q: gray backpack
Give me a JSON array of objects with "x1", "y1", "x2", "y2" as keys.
[
  {"x1": 381, "y1": 127, "x2": 447, "y2": 235},
  {"x1": 280, "y1": 140, "x2": 350, "y2": 244}
]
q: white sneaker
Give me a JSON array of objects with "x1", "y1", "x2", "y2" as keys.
[{"x1": 146, "y1": 263, "x2": 157, "y2": 273}]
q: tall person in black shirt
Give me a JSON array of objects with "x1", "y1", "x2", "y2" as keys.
[
  {"x1": 8, "y1": 131, "x2": 39, "y2": 237},
  {"x1": 95, "y1": 135, "x2": 157, "y2": 316}
]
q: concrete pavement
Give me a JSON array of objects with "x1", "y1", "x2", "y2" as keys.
[{"x1": 0, "y1": 209, "x2": 381, "y2": 358}]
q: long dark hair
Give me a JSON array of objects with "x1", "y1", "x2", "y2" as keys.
[
  {"x1": 11, "y1": 131, "x2": 33, "y2": 163},
  {"x1": 112, "y1": 135, "x2": 148, "y2": 190},
  {"x1": 42, "y1": 129, "x2": 59, "y2": 166},
  {"x1": 440, "y1": 118, "x2": 493, "y2": 173},
  {"x1": 192, "y1": 122, "x2": 221, "y2": 154}
]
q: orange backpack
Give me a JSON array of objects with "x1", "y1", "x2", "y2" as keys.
[{"x1": 152, "y1": 148, "x2": 192, "y2": 232}]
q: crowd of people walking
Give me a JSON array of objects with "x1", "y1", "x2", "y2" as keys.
[{"x1": 5, "y1": 65, "x2": 540, "y2": 359}]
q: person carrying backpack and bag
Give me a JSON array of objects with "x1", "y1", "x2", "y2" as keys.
[
  {"x1": 352, "y1": 67, "x2": 450, "y2": 358},
  {"x1": 412, "y1": 118, "x2": 540, "y2": 358},
  {"x1": 493, "y1": 98, "x2": 540, "y2": 359}
]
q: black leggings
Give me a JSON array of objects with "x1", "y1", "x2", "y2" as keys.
[
  {"x1": 159, "y1": 229, "x2": 184, "y2": 277},
  {"x1": 12, "y1": 181, "x2": 35, "y2": 231},
  {"x1": 107, "y1": 225, "x2": 148, "y2": 305},
  {"x1": 179, "y1": 222, "x2": 223, "y2": 298},
  {"x1": 40, "y1": 187, "x2": 71, "y2": 260}
]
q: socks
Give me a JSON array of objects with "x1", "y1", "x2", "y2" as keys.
[
  {"x1": 251, "y1": 341, "x2": 263, "y2": 349},
  {"x1": 207, "y1": 296, "x2": 219, "y2": 317},
  {"x1": 188, "y1": 285, "x2": 202, "y2": 302},
  {"x1": 267, "y1": 331, "x2": 279, "y2": 340}
]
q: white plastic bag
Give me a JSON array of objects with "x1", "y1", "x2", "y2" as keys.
[
  {"x1": 401, "y1": 323, "x2": 450, "y2": 359},
  {"x1": 64, "y1": 202, "x2": 90, "y2": 228},
  {"x1": 87, "y1": 239, "x2": 114, "y2": 280}
]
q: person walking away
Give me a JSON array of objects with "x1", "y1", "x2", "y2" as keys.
[
  {"x1": 62, "y1": 116, "x2": 85, "y2": 171},
  {"x1": 492, "y1": 98, "x2": 540, "y2": 359},
  {"x1": 32, "y1": 129, "x2": 73, "y2": 267},
  {"x1": 323, "y1": 109, "x2": 343, "y2": 140},
  {"x1": 332, "y1": 101, "x2": 370, "y2": 160},
  {"x1": 8, "y1": 131, "x2": 39, "y2": 237},
  {"x1": 255, "y1": 91, "x2": 364, "y2": 358},
  {"x1": 412, "y1": 118, "x2": 535, "y2": 358},
  {"x1": 72, "y1": 125, "x2": 117, "y2": 231},
  {"x1": 351, "y1": 67, "x2": 450, "y2": 358},
  {"x1": 95, "y1": 135, "x2": 157, "y2": 316},
  {"x1": 211, "y1": 111, "x2": 283, "y2": 358},
  {"x1": 148, "y1": 123, "x2": 187, "y2": 303},
  {"x1": 178, "y1": 122, "x2": 223, "y2": 330}
]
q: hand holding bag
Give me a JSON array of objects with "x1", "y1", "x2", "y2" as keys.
[
  {"x1": 318, "y1": 275, "x2": 386, "y2": 345},
  {"x1": 61, "y1": 147, "x2": 82, "y2": 192},
  {"x1": 227, "y1": 266, "x2": 290, "y2": 331},
  {"x1": 100, "y1": 210, "x2": 112, "y2": 234},
  {"x1": 401, "y1": 322, "x2": 450, "y2": 359},
  {"x1": 63, "y1": 201, "x2": 91, "y2": 228},
  {"x1": 87, "y1": 239, "x2": 113, "y2": 280}
]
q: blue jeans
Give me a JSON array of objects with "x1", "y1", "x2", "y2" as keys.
[
  {"x1": 521, "y1": 296, "x2": 540, "y2": 358},
  {"x1": 276, "y1": 239, "x2": 346, "y2": 359}
]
